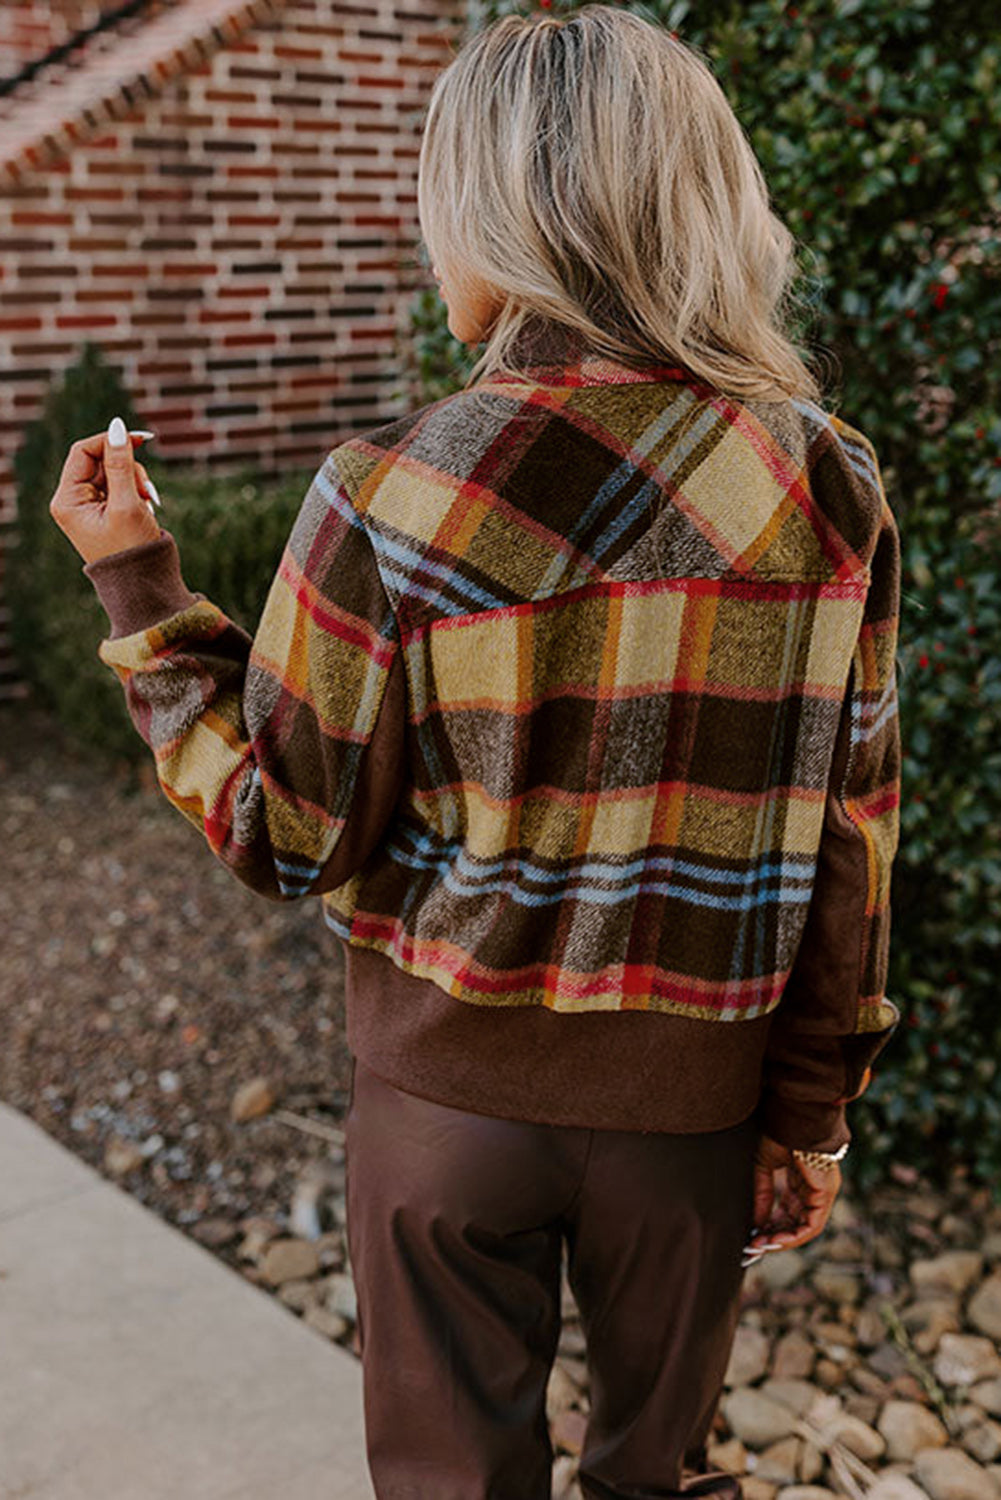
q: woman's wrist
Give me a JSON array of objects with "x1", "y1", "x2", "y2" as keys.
[{"x1": 83, "y1": 528, "x2": 201, "y2": 639}]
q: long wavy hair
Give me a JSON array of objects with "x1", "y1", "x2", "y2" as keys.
[{"x1": 417, "y1": 4, "x2": 829, "y2": 404}]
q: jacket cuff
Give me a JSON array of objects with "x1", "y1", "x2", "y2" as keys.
[
  {"x1": 83, "y1": 530, "x2": 202, "y2": 640},
  {"x1": 753, "y1": 1095, "x2": 851, "y2": 1154}
]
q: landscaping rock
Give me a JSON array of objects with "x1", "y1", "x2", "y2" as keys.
[
  {"x1": 762, "y1": 1379, "x2": 824, "y2": 1417},
  {"x1": 755, "y1": 1437, "x2": 801, "y2": 1485},
  {"x1": 910, "y1": 1253, "x2": 984, "y2": 1298},
  {"x1": 829, "y1": 1413, "x2": 886, "y2": 1462},
  {"x1": 969, "y1": 1378, "x2": 1001, "y2": 1417},
  {"x1": 725, "y1": 1325, "x2": 772, "y2": 1387},
  {"x1": 959, "y1": 1420, "x2": 1001, "y2": 1465},
  {"x1": 912, "y1": 1447, "x2": 999, "y2": 1500},
  {"x1": 772, "y1": 1329, "x2": 816, "y2": 1379},
  {"x1": 230, "y1": 1075, "x2": 275, "y2": 1123},
  {"x1": 877, "y1": 1400, "x2": 950, "y2": 1461},
  {"x1": 724, "y1": 1388, "x2": 800, "y2": 1447},
  {"x1": 813, "y1": 1266, "x2": 861, "y2": 1304},
  {"x1": 258, "y1": 1236, "x2": 320, "y2": 1285},
  {"x1": 967, "y1": 1273, "x2": 1001, "y2": 1342},
  {"x1": 865, "y1": 1477, "x2": 934, "y2": 1500},
  {"x1": 934, "y1": 1334, "x2": 1001, "y2": 1387},
  {"x1": 708, "y1": 1437, "x2": 748, "y2": 1476}
]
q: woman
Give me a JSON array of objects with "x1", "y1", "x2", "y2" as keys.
[{"x1": 50, "y1": 6, "x2": 902, "y2": 1498}]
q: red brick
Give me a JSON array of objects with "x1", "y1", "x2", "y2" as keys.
[{"x1": 54, "y1": 314, "x2": 120, "y2": 329}]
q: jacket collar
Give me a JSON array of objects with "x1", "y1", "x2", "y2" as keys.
[{"x1": 485, "y1": 317, "x2": 692, "y2": 387}]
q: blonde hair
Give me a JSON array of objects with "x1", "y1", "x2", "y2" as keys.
[{"x1": 417, "y1": 4, "x2": 828, "y2": 404}]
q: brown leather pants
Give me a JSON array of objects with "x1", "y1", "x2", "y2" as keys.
[{"x1": 344, "y1": 1055, "x2": 758, "y2": 1500}]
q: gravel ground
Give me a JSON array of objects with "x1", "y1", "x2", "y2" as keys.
[{"x1": 0, "y1": 698, "x2": 354, "y2": 1298}]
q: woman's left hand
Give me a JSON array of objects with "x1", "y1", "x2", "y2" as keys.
[
  {"x1": 742, "y1": 1131, "x2": 841, "y2": 1266},
  {"x1": 50, "y1": 417, "x2": 163, "y2": 565}
]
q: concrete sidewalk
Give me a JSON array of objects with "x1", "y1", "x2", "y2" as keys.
[{"x1": 0, "y1": 1101, "x2": 373, "y2": 1500}]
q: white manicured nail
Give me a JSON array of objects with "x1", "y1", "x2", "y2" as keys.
[
  {"x1": 144, "y1": 478, "x2": 162, "y2": 508},
  {"x1": 146, "y1": 501, "x2": 156, "y2": 518},
  {"x1": 129, "y1": 429, "x2": 156, "y2": 439},
  {"x1": 108, "y1": 416, "x2": 128, "y2": 447}
]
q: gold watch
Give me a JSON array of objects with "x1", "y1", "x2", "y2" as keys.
[{"x1": 791, "y1": 1142, "x2": 849, "y2": 1172}]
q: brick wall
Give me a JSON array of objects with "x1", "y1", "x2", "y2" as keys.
[
  {"x1": 0, "y1": 0, "x2": 466, "y2": 694},
  {"x1": 2, "y1": 2, "x2": 111, "y2": 75}
]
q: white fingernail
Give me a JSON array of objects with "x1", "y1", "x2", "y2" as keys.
[
  {"x1": 146, "y1": 501, "x2": 156, "y2": 518},
  {"x1": 144, "y1": 478, "x2": 162, "y2": 508},
  {"x1": 129, "y1": 429, "x2": 156, "y2": 439},
  {"x1": 108, "y1": 416, "x2": 128, "y2": 447}
]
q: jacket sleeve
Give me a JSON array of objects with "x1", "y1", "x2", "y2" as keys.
[
  {"x1": 83, "y1": 449, "x2": 407, "y2": 902},
  {"x1": 755, "y1": 456, "x2": 904, "y2": 1154}
]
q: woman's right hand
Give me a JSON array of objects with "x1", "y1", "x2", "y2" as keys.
[{"x1": 742, "y1": 1132, "x2": 842, "y2": 1264}]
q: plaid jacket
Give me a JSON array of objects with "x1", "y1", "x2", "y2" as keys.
[{"x1": 86, "y1": 323, "x2": 903, "y2": 1150}]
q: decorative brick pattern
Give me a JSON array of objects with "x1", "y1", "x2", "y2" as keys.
[{"x1": 0, "y1": 0, "x2": 465, "y2": 694}]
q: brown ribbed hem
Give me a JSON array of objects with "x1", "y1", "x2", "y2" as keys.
[
  {"x1": 83, "y1": 530, "x2": 202, "y2": 639},
  {"x1": 342, "y1": 942, "x2": 777, "y2": 1135}
]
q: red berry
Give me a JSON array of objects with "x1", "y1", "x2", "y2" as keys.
[
  {"x1": 933, "y1": 640, "x2": 945, "y2": 651},
  {"x1": 954, "y1": 576, "x2": 965, "y2": 588},
  {"x1": 928, "y1": 1042, "x2": 940, "y2": 1057},
  {"x1": 976, "y1": 426, "x2": 986, "y2": 439},
  {"x1": 918, "y1": 652, "x2": 930, "y2": 667},
  {"x1": 909, "y1": 154, "x2": 921, "y2": 166},
  {"x1": 967, "y1": 624, "x2": 978, "y2": 636}
]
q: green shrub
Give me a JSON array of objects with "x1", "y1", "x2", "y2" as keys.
[
  {"x1": 9, "y1": 342, "x2": 316, "y2": 765},
  {"x1": 870, "y1": 503, "x2": 1001, "y2": 1196},
  {"x1": 406, "y1": 0, "x2": 1001, "y2": 1193}
]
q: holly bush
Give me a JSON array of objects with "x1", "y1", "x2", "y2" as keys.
[
  {"x1": 405, "y1": 0, "x2": 1001, "y2": 1194},
  {"x1": 884, "y1": 505, "x2": 1001, "y2": 1196}
]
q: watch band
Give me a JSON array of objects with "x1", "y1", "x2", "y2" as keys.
[{"x1": 791, "y1": 1141, "x2": 849, "y2": 1171}]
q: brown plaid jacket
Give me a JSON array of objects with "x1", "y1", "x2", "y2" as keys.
[{"x1": 86, "y1": 323, "x2": 903, "y2": 1150}]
